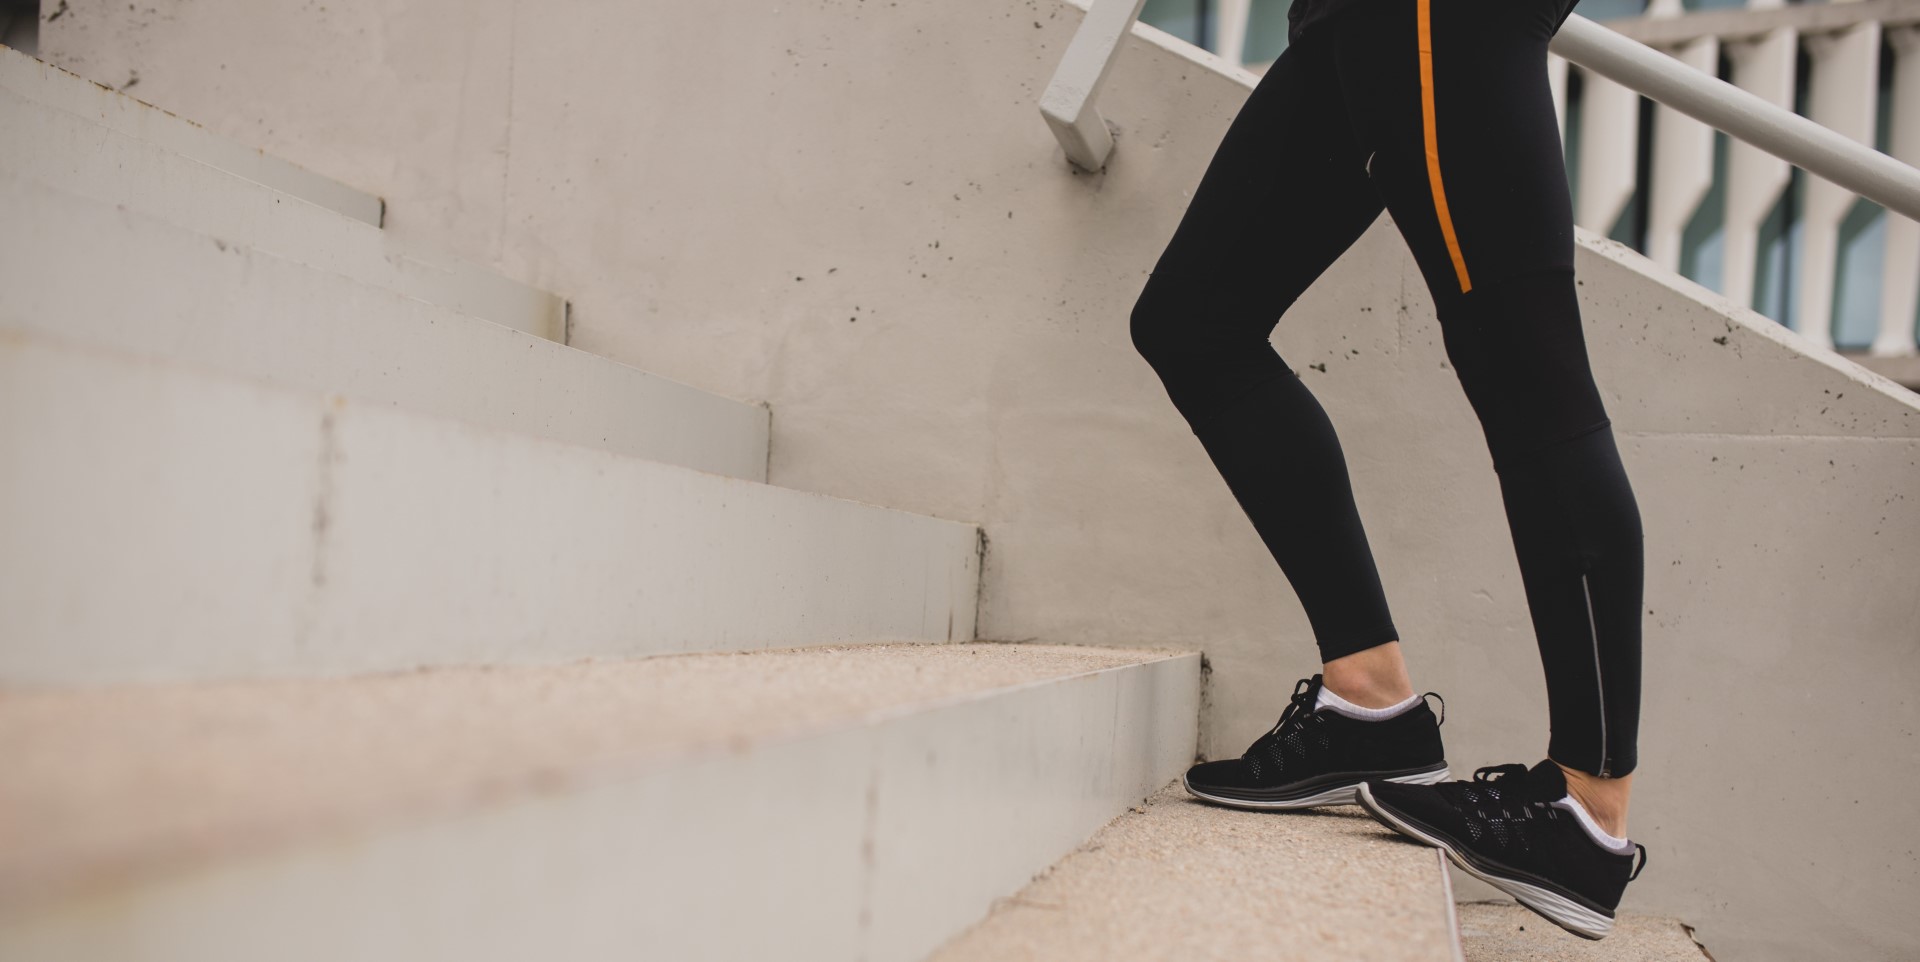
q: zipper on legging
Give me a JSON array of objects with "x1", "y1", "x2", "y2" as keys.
[{"x1": 1580, "y1": 572, "x2": 1610, "y2": 777}]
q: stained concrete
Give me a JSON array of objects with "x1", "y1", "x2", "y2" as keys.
[
  {"x1": 0, "y1": 641, "x2": 1187, "y2": 914},
  {"x1": 1458, "y1": 901, "x2": 1708, "y2": 962},
  {"x1": 928, "y1": 783, "x2": 1461, "y2": 962}
]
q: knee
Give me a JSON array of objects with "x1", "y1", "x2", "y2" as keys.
[
  {"x1": 1128, "y1": 271, "x2": 1185, "y2": 366},
  {"x1": 1129, "y1": 268, "x2": 1271, "y2": 369},
  {"x1": 1439, "y1": 270, "x2": 1610, "y2": 455}
]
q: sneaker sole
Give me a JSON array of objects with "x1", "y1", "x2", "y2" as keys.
[
  {"x1": 1354, "y1": 782, "x2": 1615, "y2": 941},
  {"x1": 1182, "y1": 763, "x2": 1451, "y2": 811}
]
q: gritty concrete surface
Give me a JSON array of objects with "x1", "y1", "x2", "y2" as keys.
[
  {"x1": 0, "y1": 641, "x2": 1185, "y2": 914},
  {"x1": 927, "y1": 782, "x2": 1460, "y2": 962},
  {"x1": 1457, "y1": 902, "x2": 1708, "y2": 961}
]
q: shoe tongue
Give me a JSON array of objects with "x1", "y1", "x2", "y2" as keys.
[{"x1": 1525, "y1": 759, "x2": 1568, "y2": 797}]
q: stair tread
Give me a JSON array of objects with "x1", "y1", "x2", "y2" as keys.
[
  {"x1": 0, "y1": 642, "x2": 1190, "y2": 915},
  {"x1": 0, "y1": 82, "x2": 562, "y2": 340},
  {"x1": 1458, "y1": 902, "x2": 1706, "y2": 961},
  {"x1": 928, "y1": 781, "x2": 1462, "y2": 962},
  {"x1": 0, "y1": 172, "x2": 768, "y2": 482}
]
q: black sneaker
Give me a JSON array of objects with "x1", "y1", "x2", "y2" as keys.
[
  {"x1": 1182, "y1": 674, "x2": 1449, "y2": 810},
  {"x1": 1355, "y1": 760, "x2": 1648, "y2": 940}
]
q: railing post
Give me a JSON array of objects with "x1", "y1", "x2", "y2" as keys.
[
  {"x1": 1796, "y1": 21, "x2": 1883, "y2": 348},
  {"x1": 1549, "y1": 54, "x2": 1572, "y2": 143},
  {"x1": 1720, "y1": 26, "x2": 1798, "y2": 309},
  {"x1": 1217, "y1": 0, "x2": 1252, "y2": 69},
  {"x1": 1647, "y1": 35, "x2": 1721, "y2": 272},
  {"x1": 1575, "y1": 72, "x2": 1642, "y2": 234},
  {"x1": 1872, "y1": 25, "x2": 1920, "y2": 356},
  {"x1": 1040, "y1": 0, "x2": 1152, "y2": 173}
]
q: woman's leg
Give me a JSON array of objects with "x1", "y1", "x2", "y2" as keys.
[
  {"x1": 1130, "y1": 33, "x2": 1406, "y2": 685},
  {"x1": 1332, "y1": 0, "x2": 1650, "y2": 938},
  {"x1": 1328, "y1": 0, "x2": 1643, "y2": 820}
]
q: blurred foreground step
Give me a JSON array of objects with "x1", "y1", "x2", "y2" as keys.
[
  {"x1": 929, "y1": 781, "x2": 1465, "y2": 962},
  {"x1": 1457, "y1": 902, "x2": 1709, "y2": 961},
  {"x1": 0, "y1": 642, "x2": 1202, "y2": 962},
  {"x1": 0, "y1": 329, "x2": 977, "y2": 685},
  {"x1": 0, "y1": 172, "x2": 770, "y2": 482}
]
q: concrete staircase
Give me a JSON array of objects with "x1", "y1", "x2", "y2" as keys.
[
  {"x1": 0, "y1": 41, "x2": 1673, "y2": 962},
  {"x1": 0, "y1": 39, "x2": 1469, "y2": 962},
  {"x1": 0, "y1": 44, "x2": 1219, "y2": 960},
  {"x1": 0, "y1": 643, "x2": 1199, "y2": 961},
  {"x1": 21, "y1": 0, "x2": 1920, "y2": 950}
]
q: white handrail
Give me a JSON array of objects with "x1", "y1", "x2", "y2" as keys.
[
  {"x1": 1040, "y1": 3, "x2": 1920, "y2": 223},
  {"x1": 1551, "y1": 14, "x2": 1920, "y2": 222}
]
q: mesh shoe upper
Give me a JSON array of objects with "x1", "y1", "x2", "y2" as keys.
[
  {"x1": 1185, "y1": 675, "x2": 1445, "y2": 794},
  {"x1": 1364, "y1": 760, "x2": 1647, "y2": 913}
]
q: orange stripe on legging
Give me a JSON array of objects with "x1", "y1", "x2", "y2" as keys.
[{"x1": 1417, "y1": 0, "x2": 1473, "y2": 293}]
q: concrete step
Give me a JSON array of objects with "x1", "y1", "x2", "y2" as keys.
[
  {"x1": 0, "y1": 642, "x2": 1202, "y2": 962},
  {"x1": 928, "y1": 782, "x2": 1465, "y2": 962},
  {"x1": 0, "y1": 173, "x2": 769, "y2": 483},
  {"x1": 0, "y1": 328, "x2": 978, "y2": 685},
  {"x1": 0, "y1": 44, "x2": 383, "y2": 227},
  {"x1": 0, "y1": 52, "x2": 562, "y2": 341},
  {"x1": 1457, "y1": 902, "x2": 1708, "y2": 961},
  {"x1": 1837, "y1": 351, "x2": 1920, "y2": 392}
]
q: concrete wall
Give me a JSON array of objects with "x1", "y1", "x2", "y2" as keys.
[{"x1": 35, "y1": 1, "x2": 1920, "y2": 957}]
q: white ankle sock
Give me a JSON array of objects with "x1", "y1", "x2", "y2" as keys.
[
  {"x1": 1315, "y1": 685, "x2": 1420, "y2": 721},
  {"x1": 1551, "y1": 794, "x2": 1634, "y2": 853}
]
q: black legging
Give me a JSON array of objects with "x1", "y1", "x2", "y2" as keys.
[{"x1": 1129, "y1": 0, "x2": 1642, "y2": 777}]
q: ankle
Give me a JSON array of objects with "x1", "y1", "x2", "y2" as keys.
[
  {"x1": 1322, "y1": 642, "x2": 1416, "y2": 708},
  {"x1": 1558, "y1": 763, "x2": 1633, "y2": 837}
]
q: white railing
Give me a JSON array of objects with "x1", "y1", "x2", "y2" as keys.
[
  {"x1": 1039, "y1": 0, "x2": 1152, "y2": 175},
  {"x1": 1040, "y1": 0, "x2": 1920, "y2": 357},
  {"x1": 1565, "y1": 1, "x2": 1920, "y2": 356}
]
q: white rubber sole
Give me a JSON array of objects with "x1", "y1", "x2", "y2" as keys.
[
  {"x1": 1182, "y1": 765, "x2": 1451, "y2": 811},
  {"x1": 1355, "y1": 782, "x2": 1615, "y2": 940}
]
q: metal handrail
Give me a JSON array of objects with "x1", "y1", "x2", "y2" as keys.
[
  {"x1": 1551, "y1": 14, "x2": 1920, "y2": 222},
  {"x1": 1605, "y1": 0, "x2": 1920, "y2": 46},
  {"x1": 1040, "y1": 3, "x2": 1920, "y2": 223}
]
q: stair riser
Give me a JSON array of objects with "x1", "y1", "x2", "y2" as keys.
[
  {"x1": 0, "y1": 83, "x2": 562, "y2": 340},
  {"x1": 0, "y1": 174, "x2": 769, "y2": 482},
  {"x1": 0, "y1": 331, "x2": 977, "y2": 685},
  {"x1": 0, "y1": 656, "x2": 1200, "y2": 962}
]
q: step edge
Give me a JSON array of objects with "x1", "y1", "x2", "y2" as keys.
[
  {"x1": 0, "y1": 91, "x2": 563, "y2": 338},
  {"x1": 0, "y1": 323, "x2": 968, "y2": 528},
  {"x1": 0, "y1": 44, "x2": 385, "y2": 226},
  {"x1": 0, "y1": 171, "x2": 771, "y2": 479},
  {"x1": 0, "y1": 647, "x2": 1199, "y2": 919}
]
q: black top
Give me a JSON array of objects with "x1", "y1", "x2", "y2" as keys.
[{"x1": 1286, "y1": 0, "x2": 1581, "y2": 46}]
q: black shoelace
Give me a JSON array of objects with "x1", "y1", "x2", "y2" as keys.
[
  {"x1": 1237, "y1": 679, "x2": 1327, "y2": 780},
  {"x1": 1467, "y1": 764, "x2": 1648, "y2": 879},
  {"x1": 1245, "y1": 679, "x2": 1444, "y2": 765},
  {"x1": 1246, "y1": 678, "x2": 1323, "y2": 752}
]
